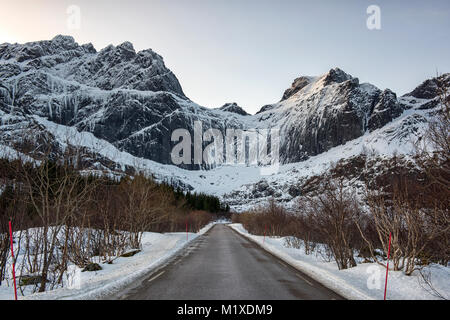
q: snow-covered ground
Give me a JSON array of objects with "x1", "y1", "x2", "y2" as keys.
[
  {"x1": 229, "y1": 223, "x2": 450, "y2": 300},
  {"x1": 0, "y1": 222, "x2": 217, "y2": 300}
]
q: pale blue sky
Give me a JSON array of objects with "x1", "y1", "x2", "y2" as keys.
[{"x1": 1, "y1": 0, "x2": 449, "y2": 114}]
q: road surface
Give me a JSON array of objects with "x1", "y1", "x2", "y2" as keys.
[{"x1": 114, "y1": 224, "x2": 344, "y2": 300}]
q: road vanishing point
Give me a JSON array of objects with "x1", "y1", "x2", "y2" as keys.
[{"x1": 112, "y1": 224, "x2": 344, "y2": 300}]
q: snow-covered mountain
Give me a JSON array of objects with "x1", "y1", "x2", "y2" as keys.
[
  {"x1": 253, "y1": 68, "x2": 406, "y2": 163},
  {"x1": 0, "y1": 35, "x2": 448, "y2": 210},
  {"x1": 216, "y1": 102, "x2": 250, "y2": 116}
]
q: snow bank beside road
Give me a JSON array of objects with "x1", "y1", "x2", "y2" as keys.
[
  {"x1": 0, "y1": 222, "x2": 216, "y2": 300},
  {"x1": 229, "y1": 223, "x2": 450, "y2": 300}
]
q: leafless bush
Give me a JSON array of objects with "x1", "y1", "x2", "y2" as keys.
[
  {"x1": 233, "y1": 199, "x2": 293, "y2": 237},
  {"x1": 117, "y1": 174, "x2": 172, "y2": 248},
  {"x1": 361, "y1": 177, "x2": 449, "y2": 275},
  {"x1": 355, "y1": 79, "x2": 450, "y2": 274},
  {"x1": 283, "y1": 236, "x2": 303, "y2": 250},
  {"x1": 418, "y1": 267, "x2": 448, "y2": 300},
  {"x1": 300, "y1": 178, "x2": 360, "y2": 270}
]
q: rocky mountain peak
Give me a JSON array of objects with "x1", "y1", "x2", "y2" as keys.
[
  {"x1": 281, "y1": 76, "x2": 315, "y2": 101},
  {"x1": 97, "y1": 41, "x2": 136, "y2": 64},
  {"x1": 50, "y1": 34, "x2": 77, "y2": 48},
  {"x1": 218, "y1": 102, "x2": 249, "y2": 116},
  {"x1": 0, "y1": 35, "x2": 185, "y2": 97},
  {"x1": 255, "y1": 104, "x2": 276, "y2": 114},
  {"x1": 404, "y1": 73, "x2": 450, "y2": 100},
  {"x1": 81, "y1": 43, "x2": 96, "y2": 53},
  {"x1": 117, "y1": 41, "x2": 135, "y2": 52},
  {"x1": 281, "y1": 68, "x2": 355, "y2": 102},
  {"x1": 115, "y1": 41, "x2": 136, "y2": 60},
  {"x1": 0, "y1": 34, "x2": 82, "y2": 62},
  {"x1": 322, "y1": 67, "x2": 353, "y2": 86}
]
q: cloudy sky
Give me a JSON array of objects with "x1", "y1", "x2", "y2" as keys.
[{"x1": 1, "y1": 0, "x2": 449, "y2": 114}]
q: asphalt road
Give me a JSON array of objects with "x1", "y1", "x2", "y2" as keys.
[{"x1": 114, "y1": 224, "x2": 344, "y2": 300}]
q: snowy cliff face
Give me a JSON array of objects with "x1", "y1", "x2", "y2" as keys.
[
  {"x1": 0, "y1": 36, "x2": 448, "y2": 200},
  {"x1": 254, "y1": 68, "x2": 405, "y2": 163},
  {"x1": 224, "y1": 73, "x2": 450, "y2": 211},
  {"x1": 0, "y1": 35, "x2": 184, "y2": 95},
  {"x1": 0, "y1": 35, "x2": 248, "y2": 169}
]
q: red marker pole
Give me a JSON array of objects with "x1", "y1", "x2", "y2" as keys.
[
  {"x1": 8, "y1": 221, "x2": 18, "y2": 301},
  {"x1": 384, "y1": 232, "x2": 392, "y2": 301},
  {"x1": 186, "y1": 219, "x2": 188, "y2": 241},
  {"x1": 263, "y1": 225, "x2": 266, "y2": 244}
]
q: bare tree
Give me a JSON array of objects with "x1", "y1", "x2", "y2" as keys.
[{"x1": 10, "y1": 130, "x2": 98, "y2": 292}]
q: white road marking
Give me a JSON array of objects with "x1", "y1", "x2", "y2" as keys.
[{"x1": 148, "y1": 271, "x2": 165, "y2": 283}]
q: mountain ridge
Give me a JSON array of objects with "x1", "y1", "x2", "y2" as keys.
[{"x1": 0, "y1": 36, "x2": 448, "y2": 196}]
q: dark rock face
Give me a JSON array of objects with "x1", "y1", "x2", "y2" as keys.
[
  {"x1": 271, "y1": 69, "x2": 383, "y2": 163},
  {"x1": 287, "y1": 185, "x2": 302, "y2": 197},
  {"x1": 255, "y1": 104, "x2": 275, "y2": 115},
  {"x1": 250, "y1": 180, "x2": 281, "y2": 198},
  {"x1": 322, "y1": 67, "x2": 353, "y2": 86},
  {"x1": 404, "y1": 73, "x2": 450, "y2": 100},
  {"x1": 218, "y1": 103, "x2": 249, "y2": 116},
  {"x1": 408, "y1": 79, "x2": 439, "y2": 99},
  {"x1": 281, "y1": 76, "x2": 314, "y2": 101},
  {"x1": 368, "y1": 89, "x2": 403, "y2": 131}
]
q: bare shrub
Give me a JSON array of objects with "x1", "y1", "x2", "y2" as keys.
[
  {"x1": 362, "y1": 177, "x2": 449, "y2": 275},
  {"x1": 283, "y1": 236, "x2": 303, "y2": 250},
  {"x1": 418, "y1": 267, "x2": 448, "y2": 300},
  {"x1": 300, "y1": 178, "x2": 360, "y2": 270},
  {"x1": 117, "y1": 174, "x2": 172, "y2": 248}
]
